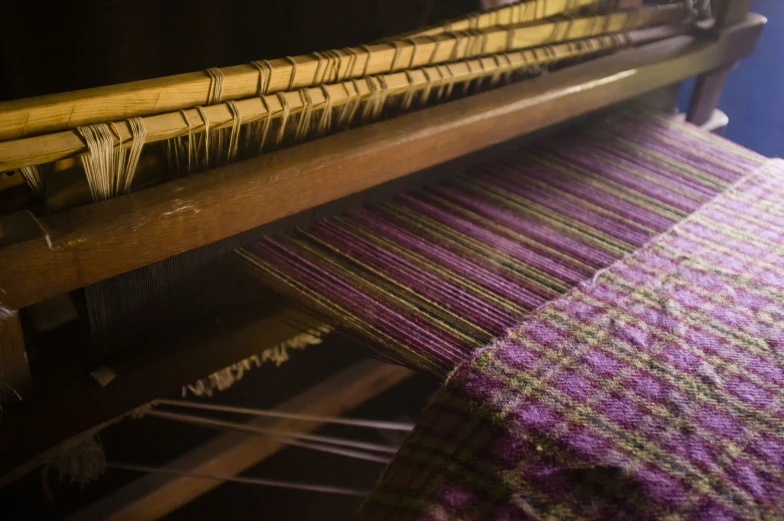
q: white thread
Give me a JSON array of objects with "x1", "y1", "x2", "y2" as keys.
[
  {"x1": 205, "y1": 67, "x2": 224, "y2": 105},
  {"x1": 295, "y1": 89, "x2": 314, "y2": 140},
  {"x1": 155, "y1": 398, "x2": 415, "y2": 431},
  {"x1": 251, "y1": 59, "x2": 273, "y2": 96},
  {"x1": 257, "y1": 95, "x2": 273, "y2": 153},
  {"x1": 77, "y1": 119, "x2": 145, "y2": 201},
  {"x1": 147, "y1": 409, "x2": 400, "y2": 454},
  {"x1": 18, "y1": 165, "x2": 45, "y2": 195},
  {"x1": 107, "y1": 462, "x2": 370, "y2": 496},
  {"x1": 275, "y1": 92, "x2": 292, "y2": 147},
  {"x1": 226, "y1": 100, "x2": 243, "y2": 164},
  {"x1": 318, "y1": 85, "x2": 334, "y2": 136}
]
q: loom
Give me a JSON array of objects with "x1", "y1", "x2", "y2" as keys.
[{"x1": 0, "y1": 0, "x2": 771, "y2": 517}]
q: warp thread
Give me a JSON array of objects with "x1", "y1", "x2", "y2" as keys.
[
  {"x1": 17, "y1": 164, "x2": 46, "y2": 195},
  {"x1": 240, "y1": 108, "x2": 767, "y2": 377},
  {"x1": 77, "y1": 117, "x2": 146, "y2": 201}
]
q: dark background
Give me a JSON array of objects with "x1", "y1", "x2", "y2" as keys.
[{"x1": 0, "y1": 0, "x2": 474, "y2": 101}]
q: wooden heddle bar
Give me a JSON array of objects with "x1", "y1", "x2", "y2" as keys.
[
  {"x1": 0, "y1": 3, "x2": 685, "y2": 141},
  {"x1": 0, "y1": 34, "x2": 632, "y2": 173}
]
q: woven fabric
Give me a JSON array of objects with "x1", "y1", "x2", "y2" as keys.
[
  {"x1": 363, "y1": 159, "x2": 784, "y2": 521},
  {"x1": 242, "y1": 107, "x2": 766, "y2": 377}
]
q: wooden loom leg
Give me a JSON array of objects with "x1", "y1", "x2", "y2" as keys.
[
  {"x1": 65, "y1": 360, "x2": 413, "y2": 521},
  {"x1": 686, "y1": 0, "x2": 754, "y2": 126},
  {"x1": 0, "y1": 308, "x2": 31, "y2": 398},
  {"x1": 715, "y1": 0, "x2": 754, "y2": 30},
  {"x1": 686, "y1": 65, "x2": 732, "y2": 126}
]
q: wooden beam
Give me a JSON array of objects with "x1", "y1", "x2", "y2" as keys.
[
  {"x1": 0, "y1": 25, "x2": 687, "y2": 174},
  {"x1": 0, "y1": 308, "x2": 30, "y2": 398},
  {"x1": 0, "y1": 4, "x2": 684, "y2": 141},
  {"x1": 686, "y1": 65, "x2": 732, "y2": 126},
  {"x1": 0, "y1": 307, "x2": 327, "y2": 484},
  {"x1": 65, "y1": 360, "x2": 413, "y2": 521},
  {"x1": 0, "y1": 14, "x2": 766, "y2": 311},
  {"x1": 0, "y1": 171, "x2": 24, "y2": 191}
]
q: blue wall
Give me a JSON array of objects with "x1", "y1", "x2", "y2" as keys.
[{"x1": 680, "y1": 1, "x2": 784, "y2": 158}]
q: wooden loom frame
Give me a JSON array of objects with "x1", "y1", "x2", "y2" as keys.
[
  {"x1": 0, "y1": 3, "x2": 681, "y2": 141},
  {"x1": 0, "y1": 0, "x2": 764, "y2": 509}
]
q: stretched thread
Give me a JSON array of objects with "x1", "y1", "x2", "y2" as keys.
[
  {"x1": 147, "y1": 410, "x2": 400, "y2": 454},
  {"x1": 107, "y1": 462, "x2": 370, "y2": 496},
  {"x1": 77, "y1": 117, "x2": 146, "y2": 201},
  {"x1": 18, "y1": 164, "x2": 45, "y2": 195},
  {"x1": 154, "y1": 399, "x2": 416, "y2": 431}
]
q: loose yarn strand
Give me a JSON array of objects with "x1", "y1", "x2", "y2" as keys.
[{"x1": 226, "y1": 101, "x2": 242, "y2": 164}]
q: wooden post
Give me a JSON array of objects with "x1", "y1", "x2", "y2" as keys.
[
  {"x1": 715, "y1": 0, "x2": 754, "y2": 30},
  {"x1": 686, "y1": 0, "x2": 755, "y2": 125},
  {"x1": 0, "y1": 308, "x2": 31, "y2": 398},
  {"x1": 686, "y1": 66, "x2": 733, "y2": 126}
]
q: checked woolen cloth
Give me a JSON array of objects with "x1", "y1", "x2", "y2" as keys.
[{"x1": 363, "y1": 158, "x2": 784, "y2": 520}]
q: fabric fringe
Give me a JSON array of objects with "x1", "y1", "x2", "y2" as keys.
[
  {"x1": 182, "y1": 325, "x2": 333, "y2": 398},
  {"x1": 23, "y1": 327, "x2": 331, "y2": 488},
  {"x1": 32, "y1": 402, "x2": 152, "y2": 489},
  {"x1": 42, "y1": 433, "x2": 106, "y2": 491}
]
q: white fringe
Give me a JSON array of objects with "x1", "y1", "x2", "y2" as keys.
[
  {"x1": 182, "y1": 326, "x2": 333, "y2": 398},
  {"x1": 41, "y1": 401, "x2": 155, "y2": 486},
  {"x1": 33, "y1": 329, "x2": 332, "y2": 487},
  {"x1": 45, "y1": 433, "x2": 106, "y2": 488}
]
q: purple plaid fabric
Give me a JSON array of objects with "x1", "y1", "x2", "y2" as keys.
[{"x1": 364, "y1": 159, "x2": 784, "y2": 520}]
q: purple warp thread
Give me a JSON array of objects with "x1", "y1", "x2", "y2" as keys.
[{"x1": 241, "y1": 107, "x2": 766, "y2": 377}]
